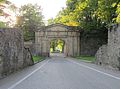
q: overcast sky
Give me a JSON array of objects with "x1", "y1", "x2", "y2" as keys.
[{"x1": 9, "y1": 0, "x2": 66, "y2": 20}]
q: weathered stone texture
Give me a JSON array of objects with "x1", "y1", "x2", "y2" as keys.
[
  {"x1": 95, "y1": 45, "x2": 108, "y2": 66},
  {"x1": 23, "y1": 48, "x2": 34, "y2": 67},
  {"x1": 96, "y1": 24, "x2": 120, "y2": 70},
  {"x1": 0, "y1": 28, "x2": 33, "y2": 78},
  {"x1": 80, "y1": 30, "x2": 107, "y2": 56},
  {"x1": 24, "y1": 41, "x2": 36, "y2": 55}
]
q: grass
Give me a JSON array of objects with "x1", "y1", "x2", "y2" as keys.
[
  {"x1": 74, "y1": 55, "x2": 95, "y2": 62},
  {"x1": 32, "y1": 56, "x2": 45, "y2": 63}
]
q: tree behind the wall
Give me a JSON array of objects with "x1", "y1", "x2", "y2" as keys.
[{"x1": 16, "y1": 3, "x2": 44, "y2": 41}]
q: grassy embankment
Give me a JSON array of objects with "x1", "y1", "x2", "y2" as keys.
[
  {"x1": 74, "y1": 55, "x2": 95, "y2": 62},
  {"x1": 32, "y1": 56, "x2": 45, "y2": 63}
]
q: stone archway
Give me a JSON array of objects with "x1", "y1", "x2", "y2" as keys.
[{"x1": 35, "y1": 24, "x2": 80, "y2": 57}]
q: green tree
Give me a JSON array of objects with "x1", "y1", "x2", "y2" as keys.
[
  {"x1": 53, "y1": 0, "x2": 120, "y2": 30},
  {"x1": 47, "y1": 18, "x2": 55, "y2": 25},
  {"x1": 116, "y1": 2, "x2": 120, "y2": 23},
  {"x1": 96, "y1": 0, "x2": 120, "y2": 26},
  {"x1": 0, "y1": 21, "x2": 6, "y2": 27},
  {"x1": 17, "y1": 4, "x2": 44, "y2": 41},
  {"x1": 50, "y1": 39, "x2": 64, "y2": 53},
  {"x1": 0, "y1": 0, "x2": 16, "y2": 16},
  {"x1": 0, "y1": 0, "x2": 17, "y2": 27}
]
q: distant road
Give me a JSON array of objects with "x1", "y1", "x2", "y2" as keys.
[{"x1": 0, "y1": 54, "x2": 120, "y2": 89}]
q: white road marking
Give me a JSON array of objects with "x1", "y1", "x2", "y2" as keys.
[
  {"x1": 8, "y1": 60, "x2": 49, "y2": 89},
  {"x1": 69, "y1": 59, "x2": 120, "y2": 80}
]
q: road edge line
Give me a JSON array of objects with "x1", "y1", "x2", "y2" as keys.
[
  {"x1": 8, "y1": 60, "x2": 49, "y2": 89},
  {"x1": 68, "y1": 59, "x2": 120, "y2": 80}
]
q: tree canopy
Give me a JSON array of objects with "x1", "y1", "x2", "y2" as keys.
[
  {"x1": 0, "y1": 0, "x2": 17, "y2": 27},
  {"x1": 53, "y1": 0, "x2": 120, "y2": 31},
  {"x1": 16, "y1": 4, "x2": 44, "y2": 41}
]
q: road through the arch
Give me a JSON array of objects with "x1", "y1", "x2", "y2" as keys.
[{"x1": 0, "y1": 55, "x2": 120, "y2": 89}]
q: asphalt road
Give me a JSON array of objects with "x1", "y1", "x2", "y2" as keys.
[{"x1": 0, "y1": 54, "x2": 120, "y2": 89}]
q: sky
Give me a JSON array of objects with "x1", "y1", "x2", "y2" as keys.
[{"x1": 9, "y1": 0, "x2": 66, "y2": 20}]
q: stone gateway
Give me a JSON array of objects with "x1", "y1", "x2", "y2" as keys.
[{"x1": 35, "y1": 24, "x2": 80, "y2": 57}]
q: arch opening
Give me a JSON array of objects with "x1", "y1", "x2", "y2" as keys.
[{"x1": 50, "y1": 39, "x2": 65, "y2": 57}]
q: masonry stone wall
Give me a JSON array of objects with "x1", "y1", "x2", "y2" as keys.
[
  {"x1": 0, "y1": 28, "x2": 33, "y2": 79},
  {"x1": 95, "y1": 45, "x2": 108, "y2": 66},
  {"x1": 95, "y1": 24, "x2": 120, "y2": 70},
  {"x1": 24, "y1": 41, "x2": 36, "y2": 55},
  {"x1": 23, "y1": 48, "x2": 34, "y2": 67},
  {"x1": 80, "y1": 29, "x2": 107, "y2": 56}
]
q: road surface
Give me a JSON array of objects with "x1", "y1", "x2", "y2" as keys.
[{"x1": 0, "y1": 54, "x2": 120, "y2": 89}]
